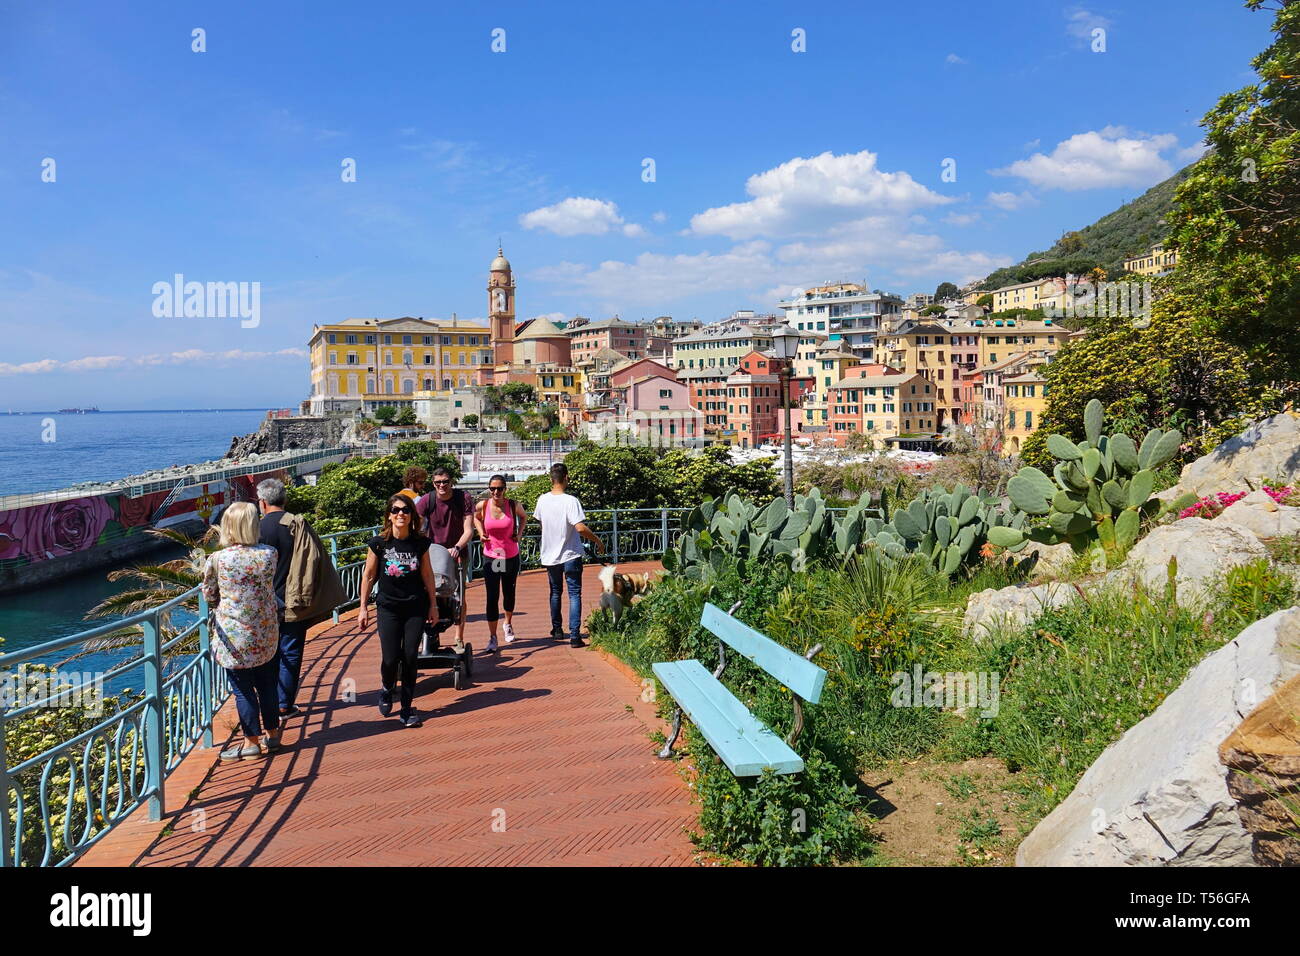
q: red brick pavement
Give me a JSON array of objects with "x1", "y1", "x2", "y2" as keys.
[{"x1": 76, "y1": 561, "x2": 699, "y2": 867}]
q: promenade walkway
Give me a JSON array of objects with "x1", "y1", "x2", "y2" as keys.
[{"x1": 77, "y1": 561, "x2": 698, "y2": 866}]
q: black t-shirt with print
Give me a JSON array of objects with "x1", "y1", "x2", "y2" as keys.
[{"x1": 368, "y1": 532, "x2": 432, "y2": 610}]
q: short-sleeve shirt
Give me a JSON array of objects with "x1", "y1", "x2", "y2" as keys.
[
  {"x1": 368, "y1": 532, "x2": 432, "y2": 610},
  {"x1": 534, "y1": 492, "x2": 586, "y2": 566},
  {"x1": 202, "y1": 545, "x2": 279, "y2": 669},
  {"x1": 416, "y1": 490, "x2": 473, "y2": 549}
]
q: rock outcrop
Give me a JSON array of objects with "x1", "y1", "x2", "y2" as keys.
[
  {"x1": 1016, "y1": 608, "x2": 1300, "y2": 866},
  {"x1": 226, "y1": 416, "x2": 352, "y2": 458},
  {"x1": 963, "y1": 581, "x2": 1079, "y2": 640},
  {"x1": 1214, "y1": 490, "x2": 1300, "y2": 542},
  {"x1": 1175, "y1": 411, "x2": 1300, "y2": 498},
  {"x1": 1219, "y1": 674, "x2": 1300, "y2": 866},
  {"x1": 1121, "y1": 518, "x2": 1269, "y2": 606}
]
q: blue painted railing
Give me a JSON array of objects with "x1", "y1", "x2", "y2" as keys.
[{"x1": 2, "y1": 506, "x2": 695, "y2": 867}]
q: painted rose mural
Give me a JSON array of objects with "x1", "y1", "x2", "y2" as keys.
[{"x1": 0, "y1": 496, "x2": 113, "y2": 562}]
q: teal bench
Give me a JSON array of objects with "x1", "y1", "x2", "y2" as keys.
[{"x1": 653, "y1": 600, "x2": 826, "y2": 776}]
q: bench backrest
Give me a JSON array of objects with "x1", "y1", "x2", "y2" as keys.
[{"x1": 700, "y1": 602, "x2": 826, "y2": 704}]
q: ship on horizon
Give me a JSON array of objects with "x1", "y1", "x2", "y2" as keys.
[{"x1": 56, "y1": 406, "x2": 101, "y2": 414}]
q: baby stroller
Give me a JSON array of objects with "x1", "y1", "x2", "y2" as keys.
[{"x1": 415, "y1": 543, "x2": 473, "y2": 689}]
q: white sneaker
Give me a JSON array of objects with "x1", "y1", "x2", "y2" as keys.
[
  {"x1": 503, "y1": 621, "x2": 516, "y2": 643},
  {"x1": 486, "y1": 635, "x2": 499, "y2": 653}
]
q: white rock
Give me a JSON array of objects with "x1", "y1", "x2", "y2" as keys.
[
  {"x1": 963, "y1": 581, "x2": 1078, "y2": 640},
  {"x1": 1122, "y1": 518, "x2": 1268, "y2": 606},
  {"x1": 1215, "y1": 490, "x2": 1300, "y2": 542},
  {"x1": 1023, "y1": 541, "x2": 1079, "y2": 582},
  {"x1": 1017, "y1": 607, "x2": 1300, "y2": 866},
  {"x1": 1177, "y1": 411, "x2": 1300, "y2": 498}
]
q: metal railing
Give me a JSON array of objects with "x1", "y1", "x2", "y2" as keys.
[
  {"x1": 2, "y1": 505, "x2": 695, "y2": 866},
  {"x1": 0, "y1": 588, "x2": 223, "y2": 867}
]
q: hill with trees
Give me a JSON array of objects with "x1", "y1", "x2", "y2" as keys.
[{"x1": 977, "y1": 164, "x2": 1195, "y2": 290}]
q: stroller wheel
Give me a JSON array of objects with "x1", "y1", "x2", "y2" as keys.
[
  {"x1": 464, "y1": 644, "x2": 474, "y2": 681},
  {"x1": 453, "y1": 663, "x2": 466, "y2": 690}
]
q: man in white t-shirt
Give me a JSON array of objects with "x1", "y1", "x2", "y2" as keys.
[{"x1": 533, "y1": 463, "x2": 605, "y2": 646}]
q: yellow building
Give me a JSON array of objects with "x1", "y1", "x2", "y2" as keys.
[
  {"x1": 535, "y1": 366, "x2": 585, "y2": 405},
  {"x1": 974, "y1": 315, "x2": 1063, "y2": 369},
  {"x1": 672, "y1": 323, "x2": 775, "y2": 371},
  {"x1": 990, "y1": 278, "x2": 1060, "y2": 312},
  {"x1": 802, "y1": 343, "x2": 858, "y2": 428},
  {"x1": 308, "y1": 316, "x2": 493, "y2": 414},
  {"x1": 1003, "y1": 367, "x2": 1048, "y2": 456},
  {"x1": 1122, "y1": 243, "x2": 1179, "y2": 277}
]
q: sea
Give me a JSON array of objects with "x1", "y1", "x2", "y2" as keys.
[{"x1": 0, "y1": 409, "x2": 270, "y2": 682}]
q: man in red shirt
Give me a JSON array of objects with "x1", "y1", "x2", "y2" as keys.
[{"x1": 415, "y1": 466, "x2": 474, "y2": 648}]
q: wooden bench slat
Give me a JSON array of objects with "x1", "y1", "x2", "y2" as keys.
[
  {"x1": 700, "y1": 603, "x2": 827, "y2": 704},
  {"x1": 652, "y1": 659, "x2": 804, "y2": 776}
]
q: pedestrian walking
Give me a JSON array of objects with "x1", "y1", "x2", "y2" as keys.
[
  {"x1": 357, "y1": 494, "x2": 441, "y2": 727},
  {"x1": 415, "y1": 466, "x2": 473, "y2": 650},
  {"x1": 202, "y1": 501, "x2": 282, "y2": 760},
  {"x1": 256, "y1": 477, "x2": 345, "y2": 719},
  {"x1": 473, "y1": 474, "x2": 527, "y2": 653},
  {"x1": 533, "y1": 463, "x2": 604, "y2": 647}
]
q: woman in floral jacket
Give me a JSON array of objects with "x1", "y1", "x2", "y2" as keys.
[{"x1": 202, "y1": 501, "x2": 282, "y2": 760}]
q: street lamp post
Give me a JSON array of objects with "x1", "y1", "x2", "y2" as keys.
[{"x1": 770, "y1": 326, "x2": 801, "y2": 508}]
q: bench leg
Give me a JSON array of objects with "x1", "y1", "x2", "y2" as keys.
[{"x1": 658, "y1": 707, "x2": 683, "y2": 759}]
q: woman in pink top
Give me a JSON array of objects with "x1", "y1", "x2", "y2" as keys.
[{"x1": 474, "y1": 475, "x2": 528, "y2": 653}]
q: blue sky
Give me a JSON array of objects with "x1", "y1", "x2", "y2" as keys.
[{"x1": 0, "y1": 0, "x2": 1273, "y2": 410}]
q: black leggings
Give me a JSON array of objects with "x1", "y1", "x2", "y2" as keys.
[
  {"x1": 377, "y1": 603, "x2": 426, "y2": 716},
  {"x1": 484, "y1": 555, "x2": 520, "y2": 623}
]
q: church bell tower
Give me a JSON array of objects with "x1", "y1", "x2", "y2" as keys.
[{"x1": 488, "y1": 246, "x2": 515, "y2": 366}]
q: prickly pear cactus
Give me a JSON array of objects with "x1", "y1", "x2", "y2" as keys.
[{"x1": 989, "y1": 398, "x2": 1197, "y2": 561}]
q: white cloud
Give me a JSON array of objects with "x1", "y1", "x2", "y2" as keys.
[
  {"x1": 519, "y1": 197, "x2": 641, "y2": 237},
  {"x1": 986, "y1": 190, "x2": 1039, "y2": 211},
  {"x1": 945, "y1": 53, "x2": 967, "y2": 65},
  {"x1": 1023, "y1": 138, "x2": 1041, "y2": 151},
  {"x1": 992, "y1": 127, "x2": 1176, "y2": 190},
  {"x1": 1065, "y1": 7, "x2": 1112, "y2": 41},
  {"x1": 0, "y1": 348, "x2": 306, "y2": 376},
  {"x1": 651, "y1": 211, "x2": 668, "y2": 223},
  {"x1": 1177, "y1": 141, "x2": 1210, "y2": 164},
  {"x1": 688, "y1": 150, "x2": 952, "y2": 239},
  {"x1": 943, "y1": 212, "x2": 981, "y2": 226}
]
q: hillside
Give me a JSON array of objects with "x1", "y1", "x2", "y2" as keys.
[{"x1": 977, "y1": 163, "x2": 1196, "y2": 290}]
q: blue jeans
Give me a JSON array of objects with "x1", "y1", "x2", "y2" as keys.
[
  {"x1": 226, "y1": 657, "x2": 281, "y2": 738},
  {"x1": 277, "y1": 619, "x2": 310, "y2": 712},
  {"x1": 546, "y1": 557, "x2": 583, "y2": 638}
]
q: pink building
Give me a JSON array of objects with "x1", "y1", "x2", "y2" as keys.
[{"x1": 624, "y1": 373, "x2": 703, "y2": 443}]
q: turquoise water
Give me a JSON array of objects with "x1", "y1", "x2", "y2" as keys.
[{"x1": 0, "y1": 408, "x2": 270, "y2": 497}]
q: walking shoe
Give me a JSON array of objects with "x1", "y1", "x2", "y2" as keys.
[
  {"x1": 486, "y1": 635, "x2": 498, "y2": 653},
  {"x1": 378, "y1": 686, "x2": 394, "y2": 717},
  {"x1": 569, "y1": 637, "x2": 585, "y2": 648},
  {"x1": 502, "y1": 621, "x2": 516, "y2": 643},
  {"x1": 278, "y1": 704, "x2": 302, "y2": 719},
  {"x1": 401, "y1": 713, "x2": 423, "y2": 729},
  {"x1": 220, "y1": 744, "x2": 264, "y2": 762},
  {"x1": 263, "y1": 735, "x2": 282, "y2": 754},
  {"x1": 551, "y1": 627, "x2": 566, "y2": 641}
]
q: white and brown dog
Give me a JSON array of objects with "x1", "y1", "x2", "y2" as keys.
[{"x1": 598, "y1": 565, "x2": 659, "y2": 623}]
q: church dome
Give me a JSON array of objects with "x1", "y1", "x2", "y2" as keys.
[{"x1": 490, "y1": 246, "x2": 511, "y2": 273}]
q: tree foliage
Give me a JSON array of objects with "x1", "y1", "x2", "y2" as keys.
[
  {"x1": 1164, "y1": 0, "x2": 1300, "y2": 378},
  {"x1": 934, "y1": 281, "x2": 959, "y2": 300}
]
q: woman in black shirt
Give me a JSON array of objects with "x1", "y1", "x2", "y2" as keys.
[{"x1": 358, "y1": 494, "x2": 441, "y2": 727}]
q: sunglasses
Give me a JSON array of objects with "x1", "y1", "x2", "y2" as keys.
[
  {"x1": 432, "y1": 480, "x2": 451, "y2": 486},
  {"x1": 489, "y1": 486, "x2": 505, "y2": 493},
  {"x1": 389, "y1": 506, "x2": 413, "y2": 515}
]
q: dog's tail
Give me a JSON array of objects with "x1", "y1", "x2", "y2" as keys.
[{"x1": 598, "y1": 563, "x2": 617, "y2": 594}]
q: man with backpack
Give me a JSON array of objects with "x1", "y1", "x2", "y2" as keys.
[
  {"x1": 257, "y1": 477, "x2": 346, "y2": 718},
  {"x1": 415, "y1": 466, "x2": 474, "y2": 650}
]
